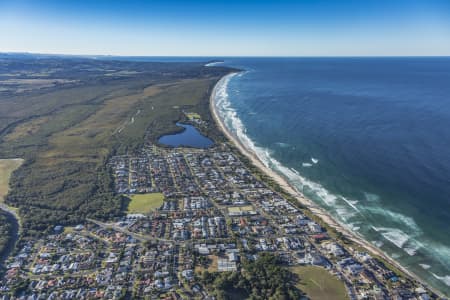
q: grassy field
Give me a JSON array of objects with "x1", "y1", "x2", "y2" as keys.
[
  {"x1": 127, "y1": 193, "x2": 164, "y2": 213},
  {"x1": 291, "y1": 266, "x2": 349, "y2": 300},
  {"x1": 0, "y1": 159, "x2": 23, "y2": 202},
  {"x1": 227, "y1": 205, "x2": 254, "y2": 213}
]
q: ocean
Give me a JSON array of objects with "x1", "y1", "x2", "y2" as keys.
[{"x1": 212, "y1": 57, "x2": 450, "y2": 295}]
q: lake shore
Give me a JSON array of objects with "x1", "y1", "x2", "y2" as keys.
[{"x1": 209, "y1": 72, "x2": 441, "y2": 296}]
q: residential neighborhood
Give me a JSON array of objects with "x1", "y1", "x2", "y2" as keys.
[{"x1": 0, "y1": 143, "x2": 438, "y2": 299}]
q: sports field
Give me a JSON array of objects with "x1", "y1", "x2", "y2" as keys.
[
  {"x1": 227, "y1": 205, "x2": 254, "y2": 214},
  {"x1": 291, "y1": 266, "x2": 349, "y2": 300},
  {"x1": 127, "y1": 193, "x2": 164, "y2": 213}
]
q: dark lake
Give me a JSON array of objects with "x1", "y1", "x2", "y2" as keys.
[{"x1": 158, "y1": 123, "x2": 214, "y2": 148}]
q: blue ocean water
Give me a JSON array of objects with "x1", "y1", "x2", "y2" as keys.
[
  {"x1": 212, "y1": 58, "x2": 450, "y2": 295},
  {"x1": 16, "y1": 54, "x2": 449, "y2": 293}
]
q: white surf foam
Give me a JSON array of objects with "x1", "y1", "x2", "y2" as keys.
[
  {"x1": 366, "y1": 206, "x2": 421, "y2": 233},
  {"x1": 371, "y1": 222, "x2": 426, "y2": 257},
  {"x1": 204, "y1": 61, "x2": 223, "y2": 67},
  {"x1": 405, "y1": 238, "x2": 426, "y2": 256},
  {"x1": 404, "y1": 245, "x2": 419, "y2": 256},
  {"x1": 372, "y1": 226, "x2": 410, "y2": 249},
  {"x1": 275, "y1": 142, "x2": 290, "y2": 148},
  {"x1": 364, "y1": 192, "x2": 380, "y2": 202},
  {"x1": 347, "y1": 222, "x2": 360, "y2": 231},
  {"x1": 372, "y1": 240, "x2": 384, "y2": 248},
  {"x1": 341, "y1": 197, "x2": 360, "y2": 212},
  {"x1": 336, "y1": 208, "x2": 357, "y2": 221},
  {"x1": 432, "y1": 273, "x2": 450, "y2": 287},
  {"x1": 213, "y1": 71, "x2": 440, "y2": 270},
  {"x1": 216, "y1": 81, "x2": 374, "y2": 235},
  {"x1": 419, "y1": 264, "x2": 431, "y2": 270},
  {"x1": 290, "y1": 168, "x2": 300, "y2": 176},
  {"x1": 215, "y1": 73, "x2": 377, "y2": 224},
  {"x1": 423, "y1": 242, "x2": 450, "y2": 270}
]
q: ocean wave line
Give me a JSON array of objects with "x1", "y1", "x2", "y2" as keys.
[{"x1": 213, "y1": 70, "x2": 450, "y2": 289}]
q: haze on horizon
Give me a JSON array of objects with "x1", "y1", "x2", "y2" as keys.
[{"x1": 1, "y1": 0, "x2": 450, "y2": 57}]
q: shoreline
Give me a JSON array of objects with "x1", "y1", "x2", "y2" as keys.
[{"x1": 209, "y1": 72, "x2": 442, "y2": 296}]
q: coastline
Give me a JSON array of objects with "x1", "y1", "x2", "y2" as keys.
[{"x1": 209, "y1": 72, "x2": 441, "y2": 296}]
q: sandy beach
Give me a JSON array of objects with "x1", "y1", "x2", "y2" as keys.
[{"x1": 209, "y1": 72, "x2": 436, "y2": 294}]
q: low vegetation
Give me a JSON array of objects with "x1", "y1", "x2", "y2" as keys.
[
  {"x1": 126, "y1": 193, "x2": 164, "y2": 213},
  {"x1": 291, "y1": 266, "x2": 349, "y2": 300}
]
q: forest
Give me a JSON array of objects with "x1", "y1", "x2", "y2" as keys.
[{"x1": 0, "y1": 211, "x2": 13, "y2": 259}]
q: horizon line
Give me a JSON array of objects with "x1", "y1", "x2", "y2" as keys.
[{"x1": 2, "y1": 51, "x2": 450, "y2": 59}]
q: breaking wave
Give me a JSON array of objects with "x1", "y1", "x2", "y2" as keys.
[
  {"x1": 214, "y1": 71, "x2": 424, "y2": 252},
  {"x1": 204, "y1": 61, "x2": 223, "y2": 67},
  {"x1": 275, "y1": 142, "x2": 290, "y2": 148},
  {"x1": 372, "y1": 226, "x2": 411, "y2": 249},
  {"x1": 432, "y1": 274, "x2": 450, "y2": 287}
]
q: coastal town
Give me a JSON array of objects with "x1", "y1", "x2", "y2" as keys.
[
  {"x1": 2, "y1": 0, "x2": 450, "y2": 298},
  {"x1": 0, "y1": 141, "x2": 438, "y2": 299}
]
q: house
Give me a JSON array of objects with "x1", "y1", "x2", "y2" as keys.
[
  {"x1": 54, "y1": 225, "x2": 63, "y2": 234},
  {"x1": 307, "y1": 222, "x2": 322, "y2": 233},
  {"x1": 312, "y1": 233, "x2": 328, "y2": 242},
  {"x1": 197, "y1": 246, "x2": 209, "y2": 255},
  {"x1": 182, "y1": 269, "x2": 194, "y2": 280},
  {"x1": 345, "y1": 263, "x2": 363, "y2": 276},
  {"x1": 228, "y1": 252, "x2": 238, "y2": 262}
]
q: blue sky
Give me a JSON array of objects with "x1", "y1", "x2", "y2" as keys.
[{"x1": 1, "y1": 0, "x2": 449, "y2": 56}]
